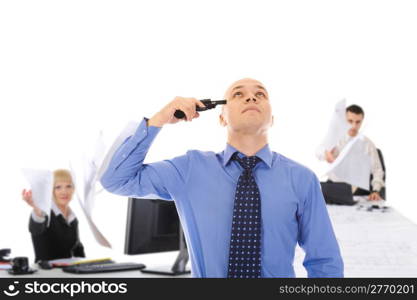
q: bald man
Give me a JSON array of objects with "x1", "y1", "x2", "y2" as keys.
[{"x1": 101, "y1": 78, "x2": 343, "y2": 278}]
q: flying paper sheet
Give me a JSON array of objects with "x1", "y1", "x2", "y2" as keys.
[
  {"x1": 70, "y1": 132, "x2": 111, "y2": 248},
  {"x1": 84, "y1": 131, "x2": 106, "y2": 214},
  {"x1": 76, "y1": 191, "x2": 112, "y2": 248},
  {"x1": 71, "y1": 121, "x2": 140, "y2": 248},
  {"x1": 316, "y1": 99, "x2": 350, "y2": 158},
  {"x1": 325, "y1": 134, "x2": 372, "y2": 190},
  {"x1": 21, "y1": 168, "x2": 53, "y2": 226}
]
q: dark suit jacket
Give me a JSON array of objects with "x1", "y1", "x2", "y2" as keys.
[{"x1": 29, "y1": 210, "x2": 85, "y2": 262}]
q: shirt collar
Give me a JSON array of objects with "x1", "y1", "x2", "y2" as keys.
[
  {"x1": 345, "y1": 132, "x2": 364, "y2": 141},
  {"x1": 223, "y1": 143, "x2": 273, "y2": 168},
  {"x1": 52, "y1": 201, "x2": 76, "y2": 224}
]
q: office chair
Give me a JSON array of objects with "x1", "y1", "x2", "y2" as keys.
[{"x1": 354, "y1": 148, "x2": 386, "y2": 200}]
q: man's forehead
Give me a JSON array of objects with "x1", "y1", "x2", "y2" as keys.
[
  {"x1": 231, "y1": 84, "x2": 266, "y2": 91},
  {"x1": 225, "y1": 79, "x2": 267, "y2": 95},
  {"x1": 346, "y1": 112, "x2": 363, "y2": 119}
]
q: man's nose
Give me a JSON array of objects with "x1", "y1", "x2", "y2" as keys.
[{"x1": 245, "y1": 97, "x2": 257, "y2": 103}]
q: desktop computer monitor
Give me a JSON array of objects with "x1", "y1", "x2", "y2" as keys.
[{"x1": 124, "y1": 198, "x2": 190, "y2": 275}]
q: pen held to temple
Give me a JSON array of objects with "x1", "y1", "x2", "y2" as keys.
[{"x1": 174, "y1": 99, "x2": 227, "y2": 119}]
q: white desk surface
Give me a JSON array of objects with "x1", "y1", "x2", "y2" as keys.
[
  {"x1": 1, "y1": 252, "x2": 191, "y2": 278},
  {"x1": 294, "y1": 203, "x2": 417, "y2": 277},
  {"x1": 2, "y1": 203, "x2": 417, "y2": 278}
]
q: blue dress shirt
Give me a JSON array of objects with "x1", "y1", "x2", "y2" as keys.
[{"x1": 101, "y1": 118, "x2": 344, "y2": 278}]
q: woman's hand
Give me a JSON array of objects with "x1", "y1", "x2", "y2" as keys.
[{"x1": 22, "y1": 189, "x2": 43, "y2": 217}]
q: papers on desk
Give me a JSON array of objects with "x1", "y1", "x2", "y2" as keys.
[
  {"x1": 354, "y1": 196, "x2": 389, "y2": 211},
  {"x1": 294, "y1": 205, "x2": 417, "y2": 277},
  {"x1": 71, "y1": 132, "x2": 112, "y2": 248},
  {"x1": 0, "y1": 263, "x2": 11, "y2": 270},
  {"x1": 21, "y1": 168, "x2": 53, "y2": 227},
  {"x1": 325, "y1": 134, "x2": 372, "y2": 190},
  {"x1": 48, "y1": 257, "x2": 85, "y2": 267},
  {"x1": 48, "y1": 257, "x2": 112, "y2": 267}
]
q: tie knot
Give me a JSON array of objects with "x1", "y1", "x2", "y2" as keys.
[{"x1": 233, "y1": 153, "x2": 261, "y2": 170}]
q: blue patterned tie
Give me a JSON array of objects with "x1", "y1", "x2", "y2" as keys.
[{"x1": 227, "y1": 153, "x2": 262, "y2": 278}]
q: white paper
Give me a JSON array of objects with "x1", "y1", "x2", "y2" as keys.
[
  {"x1": 21, "y1": 168, "x2": 53, "y2": 227},
  {"x1": 316, "y1": 99, "x2": 350, "y2": 157},
  {"x1": 83, "y1": 132, "x2": 106, "y2": 214},
  {"x1": 328, "y1": 205, "x2": 417, "y2": 276},
  {"x1": 354, "y1": 195, "x2": 387, "y2": 210},
  {"x1": 70, "y1": 132, "x2": 112, "y2": 248},
  {"x1": 0, "y1": 264, "x2": 11, "y2": 270},
  {"x1": 294, "y1": 205, "x2": 417, "y2": 277},
  {"x1": 78, "y1": 194, "x2": 112, "y2": 248},
  {"x1": 325, "y1": 134, "x2": 372, "y2": 190},
  {"x1": 48, "y1": 257, "x2": 85, "y2": 265},
  {"x1": 70, "y1": 121, "x2": 140, "y2": 249}
]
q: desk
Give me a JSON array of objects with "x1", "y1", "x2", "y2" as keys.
[
  {"x1": 2, "y1": 205, "x2": 417, "y2": 278},
  {"x1": 1, "y1": 252, "x2": 191, "y2": 278},
  {"x1": 294, "y1": 204, "x2": 417, "y2": 277}
]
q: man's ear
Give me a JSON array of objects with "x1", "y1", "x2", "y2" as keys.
[{"x1": 219, "y1": 113, "x2": 227, "y2": 127}]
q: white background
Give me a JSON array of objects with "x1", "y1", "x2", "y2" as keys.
[{"x1": 1, "y1": 0, "x2": 416, "y2": 264}]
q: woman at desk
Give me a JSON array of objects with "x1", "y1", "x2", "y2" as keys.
[{"x1": 22, "y1": 169, "x2": 85, "y2": 262}]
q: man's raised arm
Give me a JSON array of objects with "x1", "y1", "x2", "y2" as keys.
[{"x1": 100, "y1": 97, "x2": 206, "y2": 200}]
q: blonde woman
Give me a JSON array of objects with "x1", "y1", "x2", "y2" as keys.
[{"x1": 22, "y1": 169, "x2": 85, "y2": 262}]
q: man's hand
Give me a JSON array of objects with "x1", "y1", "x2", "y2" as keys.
[
  {"x1": 368, "y1": 192, "x2": 382, "y2": 201},
  {"x1": 147, "y1": 97, "x2": 206, "y2": 127},
  {"x1": 325, "y1": 150, "x2": 336, "y2": 163}
]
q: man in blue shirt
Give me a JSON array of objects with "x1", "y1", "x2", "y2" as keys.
[{"x1": 101, "y1": 78, "x2": 344, "y2": 278}]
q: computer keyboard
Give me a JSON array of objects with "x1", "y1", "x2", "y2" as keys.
[{"x1": 63, "y1": 262, "x2": 146, "y2": 274}]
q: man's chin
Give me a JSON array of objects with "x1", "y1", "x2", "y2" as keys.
[
  {"x1": 348, "y1": 130, "x2": 358, "y2": 137},
  {"x1": 234, "y1": 122, "x2": 266, "y2": 133}
]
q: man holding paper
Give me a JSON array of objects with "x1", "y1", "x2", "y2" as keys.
[{"x1": 317, "y1": 104, "x2": 385, "y2": 201}]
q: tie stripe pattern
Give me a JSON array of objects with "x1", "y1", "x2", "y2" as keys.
[{"x1": 227, "y1": 153, "x2": 262, "y2": 278}]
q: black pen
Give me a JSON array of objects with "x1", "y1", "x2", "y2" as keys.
[{"x1": 174, "y1": 99, "x2": 227, "y2": 119}]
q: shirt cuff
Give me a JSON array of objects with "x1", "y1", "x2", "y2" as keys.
[
  {"x1": 131, "y1": 117, "x2": 162, "y2": 144},
  {"x1": 31, "y1": 210, "x2": 46, "y2": 223}
]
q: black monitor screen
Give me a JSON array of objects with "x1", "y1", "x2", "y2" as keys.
[{"x1": 124, "y1": 198, "x2": 180, "y2": 255}]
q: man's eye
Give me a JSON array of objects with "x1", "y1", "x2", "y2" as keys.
[
  {"x1": 256, "y1": 92, "x2": 265, "y2": 97},
  {"x1": 233, "y1": 91, "x2": 242, "y2": 97}
]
